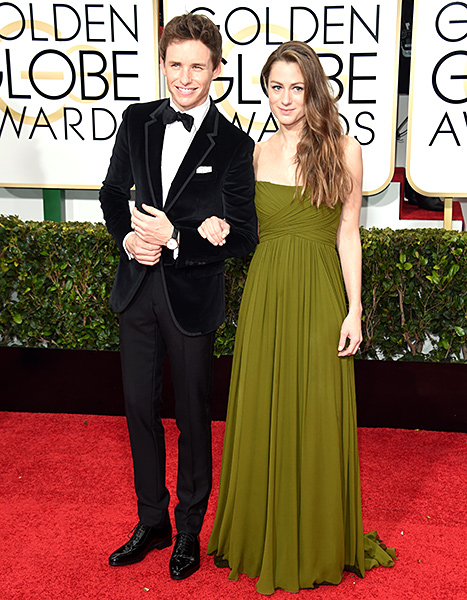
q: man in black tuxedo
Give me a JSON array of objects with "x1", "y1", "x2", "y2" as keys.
[{"x1": 99, "y1": 13, "x2": 257, "y2": 580}]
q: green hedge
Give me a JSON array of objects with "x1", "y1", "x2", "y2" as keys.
[{"x1": 1, "y1": 216, "x2": 466, "y2": 362}]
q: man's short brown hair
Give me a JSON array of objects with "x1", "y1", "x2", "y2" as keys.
[{"x1": 160, "y1": 13, "x2": 222, "y2": 69}]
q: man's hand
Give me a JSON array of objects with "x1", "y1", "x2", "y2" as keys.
[
  {"x1": 198, "y1": 216, "x2": 230, "y2": 246},
  {"x1": 131, "y1": 203, "x2": 173, "y2": 246},
  {"x1": 125, "y1": 232, "x2": 162, "y2": 266}
]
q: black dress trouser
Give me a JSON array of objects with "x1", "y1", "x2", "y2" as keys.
[{"x1": 119, "y1": 265, "x2": 215, "y2": 535}]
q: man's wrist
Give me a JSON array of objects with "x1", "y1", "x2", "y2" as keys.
[
  {"x1": 166, "y1": 227, "x2": 180, "y2": 250},
  {"x1": 123, "y1": 231, "x2": 135, "y2": 260}
]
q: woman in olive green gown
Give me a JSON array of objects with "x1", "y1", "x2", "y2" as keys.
[{"x1": 199, "y1": 41, "x2": 395, "y2": 594}]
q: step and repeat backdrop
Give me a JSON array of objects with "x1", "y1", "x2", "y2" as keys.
[
  {"x1": 407, "y1": 0, "x2": 467, "y2": 197},
  {"x1": 4, "y1": 1, "x2": 464, "y2": 200}
]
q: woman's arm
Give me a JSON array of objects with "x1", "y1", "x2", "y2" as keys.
[{"x1": 336, "y1": 136, "x2": 363, "y2": 357}]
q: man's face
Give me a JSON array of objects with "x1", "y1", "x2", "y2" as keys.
[{"x1": 160, "y1": 39, "x2": 221, "y2": 112}]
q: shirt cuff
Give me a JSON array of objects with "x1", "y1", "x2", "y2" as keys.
[{"x1": 122, "y1": 232, "x2": 134, "y2": 260}]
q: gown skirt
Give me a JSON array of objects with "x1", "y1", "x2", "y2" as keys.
[{"x1": 207, "y1": 181, "x2": 395, "y2": 594}]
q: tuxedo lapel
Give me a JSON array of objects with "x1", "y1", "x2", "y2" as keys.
[
  {"x1": 144, "y1": 100, "x2": 168, "y2": 209},
  {"x1": 164, "y1": 103, "x2": 219, "y2": 213}
]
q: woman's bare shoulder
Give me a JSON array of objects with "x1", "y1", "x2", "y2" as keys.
[
  {"x1": 254, "y1": 140, "x2": 269, "y2": 155},
  {"x1": 341, "y1": 134, "x2": 362, "y2": 159},
  {"x1": 253, "y1": 141, "x2": 269, "y2": 172}
]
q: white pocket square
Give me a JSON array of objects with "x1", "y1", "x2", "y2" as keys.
[{"x1": 196, "y1": 166, "x2": 213, "y2": 174}]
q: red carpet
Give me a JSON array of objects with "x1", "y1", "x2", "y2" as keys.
[{"x1": 1, "y1": 412, "x2": 466, "y2": 599}]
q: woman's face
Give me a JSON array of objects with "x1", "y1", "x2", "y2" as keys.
[{"x1": 267, "y1": 60, "x2": 306, "y2": 130}]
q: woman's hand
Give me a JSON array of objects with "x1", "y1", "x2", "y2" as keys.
[
  {"x1": 198, "y1": 216, "x2": 230, "y2": 246},
  {"x1": 338, "y1": 312, "x2": 362, "y2": 357}
]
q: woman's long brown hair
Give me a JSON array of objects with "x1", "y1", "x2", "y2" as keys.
[{"x1": 261, "y1": 41, "x2": 353, "y2": 208}]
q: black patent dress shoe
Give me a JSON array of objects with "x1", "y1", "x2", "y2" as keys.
[
  {"x1": 109, "y1": 522, "x2": 172, "y2": 566},
  {"x1": 169, "y1": 532, "x2": 200, "y2": 580}
]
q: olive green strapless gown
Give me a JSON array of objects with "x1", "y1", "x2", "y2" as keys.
[{"x1": 207, "y1": 181, "x2": 394, "y2": 594}]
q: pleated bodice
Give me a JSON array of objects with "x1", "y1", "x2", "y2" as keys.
[{"x1": 255, "y1": 180, "x2": 341, "y2": 247}]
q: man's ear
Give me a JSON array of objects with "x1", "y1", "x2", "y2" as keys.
[
  {"x1": 212, "y1": 61, "x2": 222, "y2": 80},
  {"x1": 160, "y1": 56, "x2": 166, "y2": 76}
]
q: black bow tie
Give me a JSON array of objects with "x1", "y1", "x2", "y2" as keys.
[{"x1": 161, "y1": 105, "x2": 194, "y2": 132}]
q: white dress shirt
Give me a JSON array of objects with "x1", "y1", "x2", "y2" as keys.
[{"x1": 161, "y1": 96, "x2": 211, "y2": 205}]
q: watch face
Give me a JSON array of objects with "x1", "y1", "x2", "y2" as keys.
[{"x1": 167, "y1": 238, "x2": 178, "y2": 250}]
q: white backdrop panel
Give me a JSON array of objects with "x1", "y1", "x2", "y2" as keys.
[
  {"x1": 0, "y1": 0, "x2": 159, "y2": 188},
  {"x1": 407, "y1": 0, "x2": 467, "y2": 197},
  {"x1": 165, "y1": 1, "x2": 401, "y2": 195}
]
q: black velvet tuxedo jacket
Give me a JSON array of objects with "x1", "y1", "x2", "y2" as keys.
[{"x1": 99, "y1": 98, "x2": 257, "y2": 336}]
